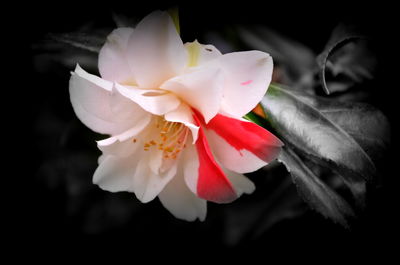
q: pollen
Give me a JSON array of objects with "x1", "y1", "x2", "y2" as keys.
[
  {"x1": 138, "y1": 117, "x2": 190, "y2": 160},
  {"x1": 165, "y1": 147, "x2": 174, "y2": 152}
]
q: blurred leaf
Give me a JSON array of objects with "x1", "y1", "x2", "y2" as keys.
[
  {"x1": 222, "y1": 164, "x2": 305, "y2": 245},
  {"x1": 32, "y1": 49, "x2": 99, "y2": 73},
  {"x1": 279, "y1": 147, "x2": 355, "y2": 227},
  {"x1": 237, "y1": 26, "x2": 315, "y2": 89},
  {"x1": 298, "y1": 94, "x2": 391, "y2": 163},
  {"x1": 112, "y1": 13, "x2": 138, "y2": 28},
  {"x1": 260, "y1": 84, "x2": 388, "y2": 224},
  {"x1": 35, "y1": 109, "x2": 142, "y2": 235},
  {"x1": 47, "y1": 31, "x2": 107, "y2": 53},
  {"x1": 32, "y1": 27, "x2": 111, "y2": 72},
  {"x1": 262, "y1": 84, "x2": 377, "y2": 182},
  {"x1": 317, "y1": 24, "x2": 377, "y2": 95}
]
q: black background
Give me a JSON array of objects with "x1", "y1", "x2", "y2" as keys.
[{"x1": 11, "y1": 0, "x2": 398, "y2": 260}]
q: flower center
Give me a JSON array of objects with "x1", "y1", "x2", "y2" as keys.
[{"x1": 136, "y1": 117, "x2": 189, "y2": 160}]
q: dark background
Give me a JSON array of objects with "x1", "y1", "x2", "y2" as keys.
[{"x1": 13, "y1": 0, "x2": 398, "y2": 259}]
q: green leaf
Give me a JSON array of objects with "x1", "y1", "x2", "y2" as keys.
[
  {"x1": 279, "y1": 147, "x2": 355, "y2": 227},
  {"x1": 243, "y1": 111, "x2": 266, "y2": 127}
]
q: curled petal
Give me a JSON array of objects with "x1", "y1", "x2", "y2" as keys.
[
  {"x1": 161, "y1": 67, "x2": 224, "y2": 123},
  {"x1": 97, "y1": 114, "x2": 152, "y2": 157},
  {"x1": 98, "y1": 27, "x2": 136, "y2": 84},
  {"x1": 127, "y1": 10, "x2": 187, "y2": 88},
  {"x1": 164, "y1": 103, "x2": 199, "y2": 143},
  {"x1": 115, "y1": 83, "x2": 181, "y2": 115},
  {"x1": 69, "y1": 65, "x2": 144, "y2": 135}
]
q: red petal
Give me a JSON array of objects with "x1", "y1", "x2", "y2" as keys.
[
  {"x1": 206, "y1": 114, "x2": 283, "y2": 163},
  {"x1": 193, "y1": 114, "x2": 237, "y2": 203}
]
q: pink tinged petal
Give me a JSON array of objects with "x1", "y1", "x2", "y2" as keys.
[
  {"x1": 127, "y1": 11, "x2": 187, "y2": 88},
  {"x1": 69, "y1": 65, "x2": 144, "y2": 135},
  {"x1": 223, "y1": 168, "x2": 255, "y2": 197},
  {"x1": 93, "y1": 155, "x2": 137, "y2": 193},
  {"x1": 206, "y1": 130, "x2": 266, "y2": 173},
  {"x1": 98, "y1": 27, "x2": 136, "y2": 84},
  {"x1": 241, "y1": 80, "x2": 253, "y2": 85},
  {"x1": 218, "y1": 51, "x2": 273, "y2": 118},
  {"x1": 205, "y1": 114, "x2": 283, "y2": 169},
  {"x1": 159, "y1": 167, "x2": 207, "y2": 222},
  {"x1": 132, "y1": 154, "x2": 178, "y2": 203},
  {"x1": 161, "y1": 67, "x2": 224, "y2": 123},
  {"x1": 191, "y1": 115, "x2": 237, "y2": 203},
  {"x1": 164, "y1": 103, "x2": 199, "y2": 143},
  {"x1": 115, "y1": 83, "x2": 181, "y2": 115}
]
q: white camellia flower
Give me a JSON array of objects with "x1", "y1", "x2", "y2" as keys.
[{"x1": 69, "y1": 10, "x2": 283, "y2": 221}]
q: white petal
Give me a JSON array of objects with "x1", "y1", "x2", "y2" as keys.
[
  {"x1": 161, "y1": 67, "x2": 224, "y2": 123},
  {"x1": 148, "y1": 147, "x2": 164, "y2": 175},
  {"x1": 183, "y1": 143, "x2": 200, "y2": 195},
  {"x1": 184, "y1": 40, "x2": 222, "y2": 67},
  {"x1": 97, "y1": 114, "x2": 151, "y2": 157},
  {"x1": 159, "y1": 167, "x2": 207, "y2": 221},
  {"x1": 98, "y1": 154, "x2": 106, "y2": 164},
  {"x1": 217, "y1": 51, "x2": 273, "y2": 118},
  {"x1": 205, "y1": 129, "x2": 266, "y2": 173},
  {"x1": 93, "y1": 155, "x2": 137, "y2": 192},
  {"x1": 74, "y1": 64, "x2": 113, "y2": 91},
  {"x1": 98, "y1": 27, "x2": 136, "y2": 84},
  {"x1": 128, "y1": 11, "x2": 187, "y2": 88},
  {"x1": 69, "y1": 65, "x2": 145, "y2": 135},
  {"x1": 223, "y1": 168, "x2": 255, "y2": 197},
  {"x1": 132, "y1": 153, "x2": 178, "y2": 203},
  {"x1": 164, "y1": 103, "x2": 199, "y2": 143},
  {"x1": 116, "y1": 83, "x2": 181, "y2": 115}
]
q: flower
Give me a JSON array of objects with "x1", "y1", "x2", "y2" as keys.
[{"x1": 69, "y1": 10, "x2": 283, "y2": 221}]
